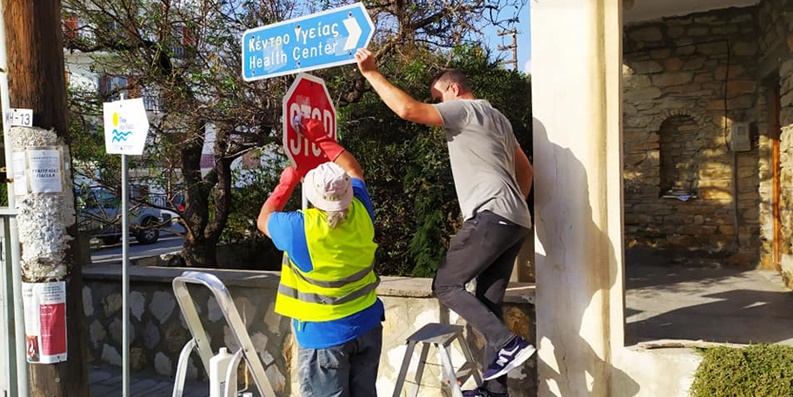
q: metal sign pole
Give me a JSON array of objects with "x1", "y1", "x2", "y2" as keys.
[
  {"x1": 302, "y1": 183, "x2": 308, "y2": 211},
  {"x1": 121, "y1": 152, "x2": 130, "y2": 397},
  {"x1": 118, "y1": 90, "x2": 131, "y2": 397},
  {"x1": 103, "y1": 93, "x2": 147, "y2": 397}
]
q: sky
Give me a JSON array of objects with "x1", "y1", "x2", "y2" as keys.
[{"x1": 482, "y1": 4, "x2": 532, "y2": 74}]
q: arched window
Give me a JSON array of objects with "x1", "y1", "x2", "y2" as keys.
[{"x1": 659, "y1": 115, "x2": 699, "y2": 196}]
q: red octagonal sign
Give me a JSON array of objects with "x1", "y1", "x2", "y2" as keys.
[{"x1": 282, "y1": 73, "x2": 337, "y2": 174}]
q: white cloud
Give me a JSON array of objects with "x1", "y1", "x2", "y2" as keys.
[{"x1": 523, "y1": 59, "x2": 532, "y2": 74}]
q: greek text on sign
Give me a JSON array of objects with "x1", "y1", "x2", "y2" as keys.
[
  {"x1": 27, "y1": 148, "x2": 63, "y2": 194},
  {"x1": 242, "y1": 2, "x2": 374, "y2": 81},
  {"x1": 103, "y1": 98, "x2": 150, "y2": 155}
]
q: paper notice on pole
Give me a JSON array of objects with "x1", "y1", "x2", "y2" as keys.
[
  {"x1": 27, "y1": 147, "x2": 63, "y2": 194},
  {"x1": 12, "y1": 151, "x2": 27, "y2": 196},
  {"x1": 22, "y1": 281, "x2": 67, "y2": 364}
]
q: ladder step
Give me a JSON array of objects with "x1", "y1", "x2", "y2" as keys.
[
  {"x1": 392, "y1": 323, "x2": 481, "y2": 397},
  {"x1": 405, "y1": 323, "x2": 464, "y2": 346},
  {"x1": 456, "y1": 361, "x2": 477, "y2": 383}
]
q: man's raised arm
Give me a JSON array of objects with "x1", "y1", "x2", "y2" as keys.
[{"x1": 354, "y1": 48, "x2": 443, "y2": 127}]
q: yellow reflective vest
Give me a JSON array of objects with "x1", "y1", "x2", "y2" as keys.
[{"x1": 274, "y1": 198, "x2": 379, "y2": 322}]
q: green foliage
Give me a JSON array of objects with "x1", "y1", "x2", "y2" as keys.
[
  {"x1": 0, "y1": 182, "x2": 7, "y2": 207},
  {"x1": 219, "y1": 150, "x2": 296, "y2": 269},
  {"x1": 221, "y1": 149, "x2": 296, "y2": 243},
  {"x1": 62, "y1": 0, "x2": 527, "y2": 269},
  {"x1": 690, "y1": 345, "x2": 793, "y2": 397},
  {"x1": 337, "y1": 45, "x2": 532, "y2": 277}
]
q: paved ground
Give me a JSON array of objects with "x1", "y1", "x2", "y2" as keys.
[
  {"x1": 89, "y1": 363, "x2": 207, "y2": 397},
  {"x1": 625, "y1": 248, "x2": 793, "y2": 346}
]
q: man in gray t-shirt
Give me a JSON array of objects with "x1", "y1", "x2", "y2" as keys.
[{"x1": 355, "y1": 48, "x2": 535, "y2": 397}]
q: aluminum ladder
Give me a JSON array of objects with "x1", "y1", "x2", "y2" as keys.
[
  {"x1": 171, "y1": 271, "x2": 276, "y2": 397},
  {"x1": 392, "y1": 323, "x2": 482, "y2": 397}
]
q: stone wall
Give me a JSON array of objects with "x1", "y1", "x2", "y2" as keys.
[
  {"x1": 758, "y1": 0, "x2": 793, "y2": 286},
  {"x1": 82, "y1": 264, "x2": 536, "y2": 396},
  {"x1": 623, "y1": 7, "x2": 762, "y2": 261}
]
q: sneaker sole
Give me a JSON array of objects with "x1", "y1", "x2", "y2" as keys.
[{"x1": 483, "y1": 345, "x2": 537, "y2": 381}]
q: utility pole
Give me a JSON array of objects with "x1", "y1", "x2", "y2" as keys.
[
  {"x1": 2, "y1": 0, "x2": 88, "y2": 396},
  {"x1": 497, "y1": 29, "x2": 518, "y2": 71}
]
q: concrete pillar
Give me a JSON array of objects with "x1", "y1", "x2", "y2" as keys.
[{"x1": 531, "y1": 1, "x2": 624, "y2": 396}]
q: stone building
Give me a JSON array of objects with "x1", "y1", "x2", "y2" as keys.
[
  {"x1": 622, "y1": 2, "x2": 793, "y2": 286},
  {"x1": 532, "y1": 0, "x2": 793, "y2": 396}
]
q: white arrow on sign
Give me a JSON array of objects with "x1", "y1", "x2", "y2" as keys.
[{"x1": 343, "y1": 15, "x2": 362, "y2": 51}]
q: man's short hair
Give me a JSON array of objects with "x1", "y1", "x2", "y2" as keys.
[{"x1": 431, "y1": 69, "x2": 471, "y2": 94}]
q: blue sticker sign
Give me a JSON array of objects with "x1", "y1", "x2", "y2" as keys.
[{"x1": 241, "y1": 2, "x2": 374, "y2": 81}]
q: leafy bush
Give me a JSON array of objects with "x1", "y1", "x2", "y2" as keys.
[{"x1": 690, "y1": 344, "x2": 793, "y2": 397}]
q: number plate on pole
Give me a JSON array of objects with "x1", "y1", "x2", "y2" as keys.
[{"x1": 8, "y1": 108, "x2": 33, "y2": 127}]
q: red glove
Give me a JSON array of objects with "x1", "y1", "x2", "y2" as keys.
[
  {"x1": 264, "y1": 166, "x2": 300, "y2": 211},
  {"x1": 296, "y1": 116, "x2": 345, "y2": 162}
]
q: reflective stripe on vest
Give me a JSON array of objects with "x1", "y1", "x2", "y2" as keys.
[
  {"x1": 282, "y1": 259, "x2": 375, "y2": 289},
  {"x1": 277, "y1": 275, "x2": 380, "y2": 305}
]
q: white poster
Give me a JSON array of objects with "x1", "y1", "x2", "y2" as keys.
[
  {"x1": 22, "y1": 281, "x2": 67, "y2": 364},
  {"x1": 27, "y1": 148, "x2": 63, "y2": 194},
  {"x1": 12, "y1": 152, "x2": 27, "y2": 196}
]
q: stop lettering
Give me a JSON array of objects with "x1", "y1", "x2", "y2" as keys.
[{"x1": 282, "y1": 73, "x2": 337, "y2": 174}]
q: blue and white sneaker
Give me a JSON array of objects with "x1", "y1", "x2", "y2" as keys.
[{"x1": 482, "y1": 336, "x2": 536, "y2": 381}]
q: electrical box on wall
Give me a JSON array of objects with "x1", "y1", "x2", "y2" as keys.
[{"x1": 729, "y1": 122, "x2": 751, "y2": 152}]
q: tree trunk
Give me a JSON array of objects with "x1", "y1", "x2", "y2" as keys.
[
  {"x1": 3, "y1": 0, "x2": 88, "y2": 395},
  {"x1": 180, "y1": 123, "x2": 218, "y2": 267},
  {"x1": 178, "y1": 124, "x2": 239, "y2": 268},
  {"x1": 182, "y1": 234, "x2": 218, "y2": 268}
]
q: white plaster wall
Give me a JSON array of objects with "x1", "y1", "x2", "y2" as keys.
[
  {"x1": 612, "y1": 348, "x2": 702, "y2": 397},
  {"x1": 531, "y1": 0, "x2": 616, "y2": 395}
]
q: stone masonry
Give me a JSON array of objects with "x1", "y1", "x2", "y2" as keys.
[
  {"x1": 82, "y1": 264, "x2": 536, "y2": 397},
  {"x1": 623, "y1": 7, "x2": 762, "y2": 261},
  {"x1": 623, "y1": 0, "x2": 793, "y2": 288}
]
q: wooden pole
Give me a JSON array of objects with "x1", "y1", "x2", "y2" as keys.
[{"x1": 2, "y1": 0, "x2": 88, "y2": 395}]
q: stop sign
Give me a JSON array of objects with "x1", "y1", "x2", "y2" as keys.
[{"x1": 282, "y1": 73, "x2": 337, "y2": 174}]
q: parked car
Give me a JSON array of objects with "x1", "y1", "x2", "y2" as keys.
[{"x1": 76, "y1": 187, "x2": 172, "y2": 245}]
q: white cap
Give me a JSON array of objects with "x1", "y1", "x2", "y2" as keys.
[{"x1": 304, "y1": 162, "x2": 353, "y2": 212}]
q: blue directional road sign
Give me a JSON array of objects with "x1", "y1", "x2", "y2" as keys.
[{"x1": 242, "y1": 2, "x2": 375, "y2": 81}]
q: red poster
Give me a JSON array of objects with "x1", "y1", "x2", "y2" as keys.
[
  {"x1": 39, "y1": 303, "x2": 66, "y2": 356},
  {"x1": 23, "y1": 281, "x2": 67, "y2": 363}
]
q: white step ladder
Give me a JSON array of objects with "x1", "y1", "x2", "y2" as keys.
[
  {"x1": 392, "y1": 323, "x2": 482, "y2": 397},
  {"x1": 171, "y1": 271, "x2": 276, "y2": 397}
]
